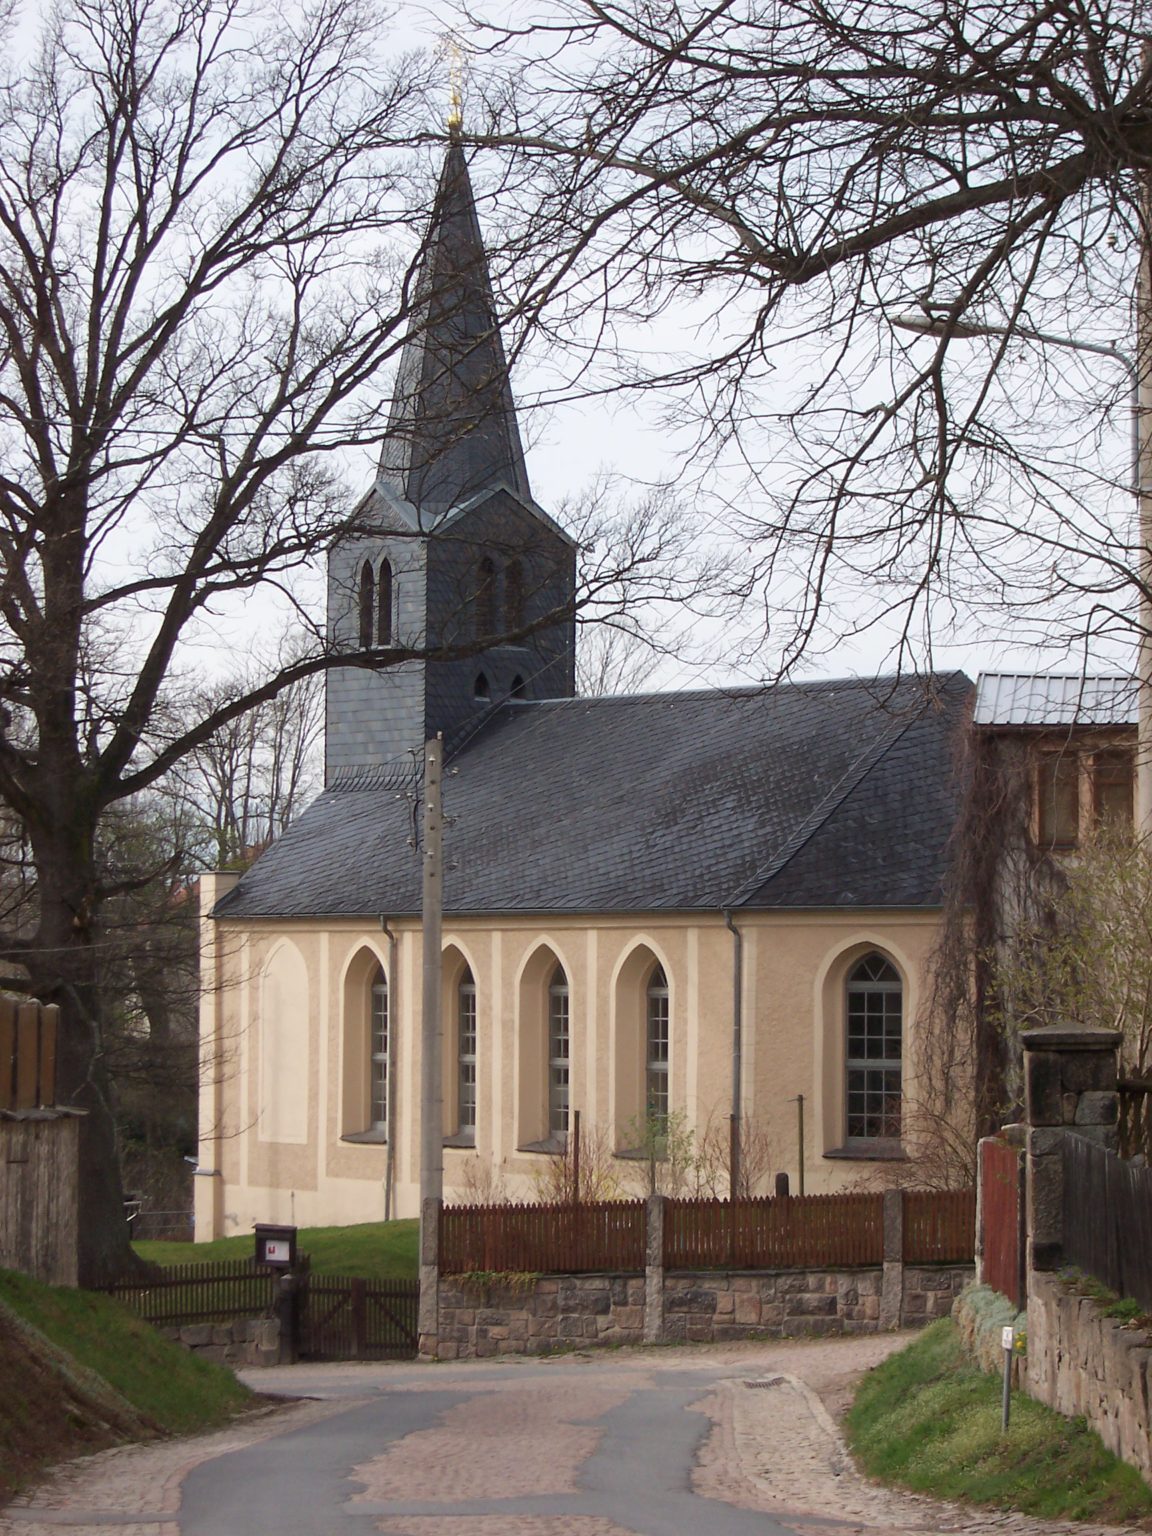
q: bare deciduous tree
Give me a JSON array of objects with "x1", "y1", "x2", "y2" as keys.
[
  {"x1": 0, "y1": 0, "x2": 692, "y2": 1281},
  {"x1": 466, "y1": 1, "x2": 1152, "y2": 671}
]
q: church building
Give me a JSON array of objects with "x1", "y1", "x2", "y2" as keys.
[{"x1": 195, "y1": 143, "x2": 972, "y2": 1237}]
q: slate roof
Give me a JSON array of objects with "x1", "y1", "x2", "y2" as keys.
[
  {"x1": 973, "y1": 672, "x2": 1137, "y2": 728},
  {"x1": 214, "y1": 671, "x2": 972, "y2": 921}
]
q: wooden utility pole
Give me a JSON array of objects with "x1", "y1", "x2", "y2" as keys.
[{"x1": 417, "y1": 734, "x2": 444, "y2": 1355}]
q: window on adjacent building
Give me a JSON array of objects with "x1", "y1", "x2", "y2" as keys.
[
  {"x1": 458, "y1": 967, "x2": 477, "y2": 1142},
  {"x1": 1093, "y1": 748, "x2": 1135, "y2": 832},
  {"x1": 1037, "y1": 752, "x2": 1080, "y2": 848},
  {"x1": 1037, "y1": 746, "x2": 1134, "y2": 848},
  {"x1": 548, "y1": 964, "x2": 569, "y2": 1139},
  {"x1": 377, "y1": 558, "x2": 393, "y2": 645},
  {"x1": 845, "y1": 953, "x2": 902, "y2": 1144},
  {"x1": 646, "y1": 964, "x2": 669, "y2": 1122},
  {"x1": 358, "y1": 561, "x2": 375, "y2": 650},
  {"x1": 370, "y1": 965, "x2": 388, "y2": 1133}
]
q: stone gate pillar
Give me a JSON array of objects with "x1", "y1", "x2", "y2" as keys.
[{"x1": 1021, "y1": 1027, "x2": 1120, "y2": 1273}]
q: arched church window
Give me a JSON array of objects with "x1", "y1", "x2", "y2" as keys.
[
  {"x1": 359, "y1": 561, "x2": 375, "y2": 650},
  {"x1": 845, "y1": 953, "x2": 902, "y2": 1143},
  {"x1": 548, "y1": 964, "x2": 570, "y2": 1139},
  {"x1": 370, "y1": 964, "x2": 389, "y2": 1133},
  {"x1": 458, "y1": 967, "x2": 477, "y2": 1142},
  {"x1": 646, "y1": 964, "x2": 669, "y2": 1122},
  {"x1": 476, "y1": 556, "x2": 496, "y2": 639},
  {"x1": 473, "y1": 672, "x2": 490, "y2": 701},
  {"x1": 377, "y1": 559, "x2": 393, "y2": 646},
  {"x1": 510, "y1": 674, "x2": 525, "y2": 698},
  {"x1": 505, "y1": 560, "x2": 525, "y2": 632}
]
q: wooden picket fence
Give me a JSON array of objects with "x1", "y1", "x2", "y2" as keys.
[
  {"x1": 902, "y1": 1189, "x2": 976, "y2": 1265},
  {"x1": 439, "y1": 1199, "x2": 646, "y2": 1274},
  {"x1": 0, "y1": 996, "x2": 59, "y2": 1110},
  {"x1": 664, "y1": 1192, "x2": 883, "y2": 1270},
  {"x1": 440, "y1": 1188, "x2": 975, "y2": 1275},
  {"x1": 98, "y1": 1258, "x2": 284, "y2": 1325}
]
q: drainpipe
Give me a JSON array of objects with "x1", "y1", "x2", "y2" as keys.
[
  {"x1": 723, "y1": 908, "x2": 743, "y2": 1201},
  {"x1": 379, "y1": 916, "x2": 398, "y2": 1221}
]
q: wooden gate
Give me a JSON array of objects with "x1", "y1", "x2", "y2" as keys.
[
  {"x1": 297, "y1": 1275, "x2": 419, "y2": 1360},
  {"x1": 980, "y1": 1135, "x2": 1025, "y2": 1307}
]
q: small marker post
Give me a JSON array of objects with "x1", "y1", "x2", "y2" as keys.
[{"x1": 1001, "y1": 1324, "x2": 1015, "y2": 1431}]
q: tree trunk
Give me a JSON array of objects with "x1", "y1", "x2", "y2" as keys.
[{"x1": 27, "y1": 813, "x2": 140, "y2": 1285}]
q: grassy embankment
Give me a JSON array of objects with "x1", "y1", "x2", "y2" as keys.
[
  {"x1": 847, "y1": 1317, "x2": 1152, "y2": 1526},
  {"x1": 134, "y1": 1218, "x2": 419, "y2": 1279},
  {"x1": 0, "y1": 1268, "x2": 254, "y2": 1506}
]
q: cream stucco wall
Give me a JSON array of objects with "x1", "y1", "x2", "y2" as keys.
[{"x1": 196, "y1": 904, "x2": 958, "y2": 1237}]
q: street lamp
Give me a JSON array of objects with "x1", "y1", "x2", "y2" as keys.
[{"x1": 892, "y1": 306, "x2": 1152, "y2": 835}]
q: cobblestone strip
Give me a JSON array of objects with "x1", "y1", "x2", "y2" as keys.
[
  {"x1": 696, "y1": 1372, "x2": 1151, "y2": 1536},
  {"x1": 374, "y1": 1520, "x2": 641, "y2": 1536},
  {"x1": 0, "y1": 1399, "x2": 352, "y2": 1535},
  {"x1": 351, "y1": 1381, "x2": 639, "y2": 1505}
]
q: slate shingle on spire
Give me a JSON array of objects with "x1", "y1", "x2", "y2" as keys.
[{"x1": 378, "y1": 142, "x2": 532, "y2": 522}]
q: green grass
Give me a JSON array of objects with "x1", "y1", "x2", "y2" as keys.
[
  {"x1": 134, "y1": 1218, "x2": 419, "y2": 1280},
  {"x1": 847, "y1": 1319, "x2": 1152, "y2": 1525},
  {"x1": 0, "y1": 1269, "x2": 252, "y2": 1438}
]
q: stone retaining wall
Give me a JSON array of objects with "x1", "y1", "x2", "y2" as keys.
[
  {"x1": 437, "y1": 1264, "x2": 971, "y2": 1360},
  {"x1": 1027, "y1": 1270, "x2": 1152, "y2": 1486},
  {"x1": 161, "y1": 1316, "x2": 280, "y2": 1368}
]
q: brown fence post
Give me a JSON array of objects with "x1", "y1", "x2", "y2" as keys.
[
  {"x1": 880, "y1": 1188, "x2": 904, "y2": 1327},
  {"x1": 1022, "y1": 1027, "x2": 1120, "y2": 1274},
  {"x1": 644, "y1": 1194, "x2": 665, "y2": 1344}
]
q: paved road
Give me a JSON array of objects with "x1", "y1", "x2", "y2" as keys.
[{"x1": 2, "y1": 1337, "x2": 1145, "y2": 1536}]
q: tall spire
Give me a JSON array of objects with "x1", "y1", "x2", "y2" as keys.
[{"x1": 378, "y1": 143, "x2": 532, "y2": 520}]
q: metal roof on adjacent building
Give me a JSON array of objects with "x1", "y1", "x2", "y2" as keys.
[
  {"x1": 973, "y1": 672, "x2": 1138, "y2": 728},
  {"x1": 214, "y1": 671, "x2": 973, "y2": 921}
]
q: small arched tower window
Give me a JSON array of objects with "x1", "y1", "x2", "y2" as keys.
[
  {"x1": 476, "y1": 556, "x2": 496, "y2": 639},
  {"x1": 473, "y1": 672, "x2": 490, "y2": 701},
  {"x1": 510, "y1": 674, "x2": 525, "y2": 699},
  {"x1": 377, "y1": 559, "x2": 393, "y2": 646},
  {"x1": 358, "y1": 561, "x2": 375, "y2": 650},
  {"x1": 845, "y1": 953, "x2": 902, "y2": 1143},
  {"x1": 505, "y1": 559, "x2": 525, "y2": 632}
]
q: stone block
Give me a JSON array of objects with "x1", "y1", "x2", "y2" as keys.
[
  {"x1": 609, "y1": 1277, "x2": 632, "y2": 1305},
  {"x1": 734, "y1": 1294, "x2": 762, "y2": 1326},
  {"x1": 614, "y1": 1305, "x2": 643, "y2": 1329},
  {"x1": 438, "y1": 1341, "x2": 460, "y2": 1360},
  {"x1": 782, "y1": 1316, "x2": 842, "y2": 1338},
  {"x1": 181, "y1": 1324, "x2": 214, "y2": 1348},
  {"x1": 477, "y1": 1310, "x2": 509, "y2": 1327},
  {"x1": 784, "y1": 1293, "x2": 836, "y2": 1317},
  {"x1": 1025, "y1": 1050, "x2": 1065, "y2": 1126},
  {"x1": 761, "y1": 1302, "x2": 786, "y2": 1327},
  {"x1": 558, "y1": 1314, "x2": 583, "y2": 1336},
  {"x1": 714, "y1": 1292, "x2": 735, "y2": 1315},
  {"x1": 529, "y1": 1315, "x2": 557, "y2": 1338},
  {"x1": 1062, "y1": 1092, "x2": 1079, "y2": 1124},
  {"x1": 1075, "y1": 1092, "x2": 1118, "y2": 1126},
  {"x1": 667, "y1": 1287, "x2": 717, "y2": 1313},
  {"x1": 454, "y1": 1308, "x2": 475, "y2": 1327},
  {"x1": 686, "y1": 1324, "x2": 714, "y2": 1342},
  {"x1": 627, "y1": 1280, "x2": 645, "y2": 1305},
  {"x1": 1061, "y1": 1052, "x2": 1119, "y2": 1093},
  {"x1": 664, "y1": 1313, "x2": 687, "y2": 1340},
  {"x1": 537, "y1": 1279, "x2": 559, "y2": 1294}
]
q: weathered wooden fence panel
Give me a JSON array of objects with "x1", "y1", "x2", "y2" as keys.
[
  {"x1": 903, "y1": 1189, "x2": 976, "y2": 1266},
  {"x1": 1063, "y1": 1133, "x2": 1152, "y2": 1314},
  {"x1": 98, "y1": 1259, "x2": 282, "y2": 1324},
  {"x1": 980, "y1": 1136, "x2": 1025, "y2": 1306},
  {"x1": 663, "y1": 1192, "x2": 885, "y2": 1270},
  {"x1": 439, "y1": 1200, "x2": 646, "y2": 1275}
]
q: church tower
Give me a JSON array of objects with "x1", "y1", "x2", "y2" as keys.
[{"x1": 325, "y1": 142, "x2": 577, "y2": 786}]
